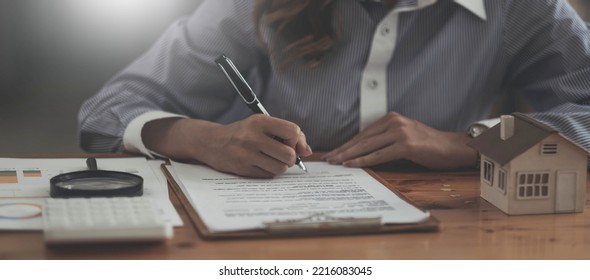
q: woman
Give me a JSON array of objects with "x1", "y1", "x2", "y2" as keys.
[{"x1": 79, "y1": 0, "x2": 590, "y2": 177}]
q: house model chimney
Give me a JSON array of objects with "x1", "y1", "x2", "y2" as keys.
[{"x1": 500, "y1": 115, "x2": 514, "y2": 140}]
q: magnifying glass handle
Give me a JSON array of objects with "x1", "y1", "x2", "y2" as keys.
[{"x1": 86, "y1": 157, "x2": 98, "y2": 171}]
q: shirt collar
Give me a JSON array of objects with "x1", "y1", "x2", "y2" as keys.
[
  {"x1": 454, "y1": 0, "x2": 487, "y2": 20},
  {"x1": 391, "y1": 0, "x2": 487, "y2": 21}
]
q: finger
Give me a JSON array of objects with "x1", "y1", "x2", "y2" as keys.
[
  {"x1": 259, "y1": 136, "x2": 298, "y2": 166},
  {"x1": 326, "y1": 132, "x2": 397, "y2": 164},
  {"x1": 342, "y1": 144, "x2": 406, "y2": 168},
  {"x1": 295, "y1": 131, "x2": 312, "y2": 157},
  {"x1": 324, "y1": 131, "x2": 377, "y2": 159},
  {"x1": 322, "y1": 118, "x2": 391, "y2": 159},
  {"x1": 211, "y1": 144, "x2": 280, "y2": 178},
  {"x1": 262, "y1": 132, "x2": 311, "y2": 166},
  {"x1": 262, "y1": 116, "x2": 302, "y2": 148},
  {"x1": 323, "y1": 135, "x2": 361, "y2": 160},
  {"x1": 250, "y1": 150, "x2": 290, "y2": 176},
  {"x1": 258, "y1": 116, "x2": 312, "y2": 163},
  {"x1": 239, "y1": 165, "x2": 276, "y2": 178}
]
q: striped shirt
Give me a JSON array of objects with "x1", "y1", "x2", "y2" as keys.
[{"x1": 79, "y1": 0, "x2": 590, "y2": 160}]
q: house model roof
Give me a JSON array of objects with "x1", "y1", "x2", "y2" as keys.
[{"x1": 468, "y1": 112, "x2": 588, "y2": 165}]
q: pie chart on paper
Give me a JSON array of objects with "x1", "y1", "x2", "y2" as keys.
[{"x1": 0, "y1": 203, "x2": 43, "y2": 219}]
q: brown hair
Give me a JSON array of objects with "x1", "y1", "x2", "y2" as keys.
[
  {"x1": 253, "y1": 0, "x2": 337, "y2": 70},
  {"x1": 253, "y1": 0, "x2": 397, "y2": 70}
]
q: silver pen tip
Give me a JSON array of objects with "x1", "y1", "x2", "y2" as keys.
[{"x1": 298, "y1": 161, "x2": 308, "y2": 172}]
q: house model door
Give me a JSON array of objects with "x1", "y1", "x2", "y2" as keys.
[{"x1": 555, "y1": 171, "x2": 577, "y2": 212}]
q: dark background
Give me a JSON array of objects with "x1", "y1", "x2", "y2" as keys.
[
  {"x1": 0, "y1": 0, "x2": 588, "y2": 154},
  {"x1": 0, "y1": 0, "x2": 203, "y2": 154}
]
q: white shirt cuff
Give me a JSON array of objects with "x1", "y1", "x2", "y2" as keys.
[{"x1": 123, "y1": 111, "x2": 187, "y2": 158}]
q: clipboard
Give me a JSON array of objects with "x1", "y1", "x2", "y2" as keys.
[{"x1": 161, "y1": 163, "x2": 440, "y2": 239}]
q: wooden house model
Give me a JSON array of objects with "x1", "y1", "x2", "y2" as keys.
[{"x1": 468, "y1": 113, "x2": 587, "y2": 215}]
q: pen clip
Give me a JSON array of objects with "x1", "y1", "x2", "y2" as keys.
[{"x1": 215, "y1": 55, "x2": 257, "y2": 104}]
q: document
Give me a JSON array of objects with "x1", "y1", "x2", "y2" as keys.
[
  {"x1": 168, "y1": 161, "x2": 430, "y2": 232},
  {"x1": 0, "y1": 157, "x2": 182, "y2": 230}
]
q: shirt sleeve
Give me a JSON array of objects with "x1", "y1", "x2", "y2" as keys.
[
  {"x1": 122, "y1": 111, "x2": 186, "y2": 158},
  {"x1": 78, "y1": 0, "x2": 261, "y2": 153},
  {"x1": 503, "y1": 0, "x2": 590, "y2": 155}
]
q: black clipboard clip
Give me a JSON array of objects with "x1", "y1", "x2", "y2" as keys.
[{"x1": 265, "y1": 213, "x2": 382, "y2": 234}]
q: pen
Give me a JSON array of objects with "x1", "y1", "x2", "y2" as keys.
[{"x1": 215, "y1": 55, "x2": 308, "y2": 172}]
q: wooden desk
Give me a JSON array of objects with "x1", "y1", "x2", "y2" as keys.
[{"x1": 1, "y1": 158, "x2": 589, "y2": 260}]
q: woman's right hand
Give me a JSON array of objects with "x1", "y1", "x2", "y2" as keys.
[{"x1": 142, "y1": 114, "x2": 312, "y2": 178}]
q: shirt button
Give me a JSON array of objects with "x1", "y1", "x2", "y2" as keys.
[
  {"x1": 380, "y1": 25, "x2": 391, "y2": 36},
  {"x1": 367, "y1": 80, "x2": 378, "y2": 89}
]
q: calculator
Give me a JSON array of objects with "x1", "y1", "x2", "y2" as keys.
[{"x1": 43, "y1": 197, "x2": 173, "y2": 244}]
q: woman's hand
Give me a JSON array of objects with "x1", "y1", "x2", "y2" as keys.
[
  {"x1": 142, "y1": 114, "x2": 312, "y2": 178},
  {"x1": 322, "y1": 112, "x2": 477, "y2": 170}
]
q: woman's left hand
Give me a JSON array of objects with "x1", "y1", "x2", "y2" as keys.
[{"x1": 322, "y1": 112, "x2": 478, "y2": 170}]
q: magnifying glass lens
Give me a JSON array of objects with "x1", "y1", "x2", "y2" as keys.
[
  {"x1": 54, "y1": 177, "x2": 138, "y2": 191},
  {"x1": 50, "y1": 168, "x2": 143, "y2": 198}
]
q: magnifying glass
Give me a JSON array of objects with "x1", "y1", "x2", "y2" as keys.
[{"x1": 50, "y1": 158, "x2": 143, "y2": 198}]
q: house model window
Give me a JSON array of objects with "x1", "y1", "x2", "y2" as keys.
[
  {"x1": 483, "y1": 160, "x2": 494, "y2": 185},
  {"x1": 517, "y1": 172, "x2": 550, "y2": 200}
]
